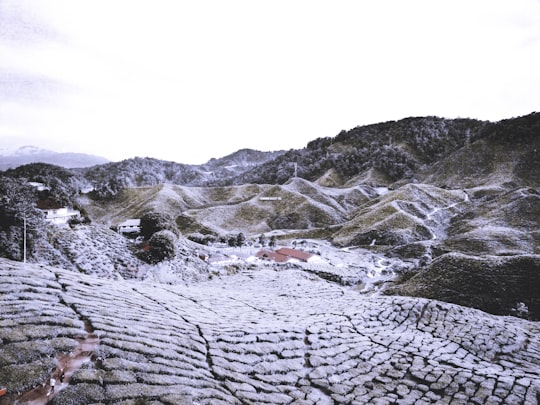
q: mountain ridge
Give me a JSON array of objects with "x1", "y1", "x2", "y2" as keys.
[
  {"x1": 73, "y1": 113, "x2": 538, "y2": 196},
  {"x1": 5, "y1": 112, "x2": 536, "y2": 191}
]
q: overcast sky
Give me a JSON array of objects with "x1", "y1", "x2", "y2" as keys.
[{"x1": 1, "y1": 1, "x2": 539, "y2": 164}]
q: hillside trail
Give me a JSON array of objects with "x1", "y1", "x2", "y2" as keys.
[
  {"x1": 423, "y1": 190, "x2": 469, "y2": 241},
  {"x1": 1, "y1": 320, "x2": 99, "y2": 405}
]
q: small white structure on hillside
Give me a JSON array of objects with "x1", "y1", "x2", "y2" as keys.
[
  {"x1": 118, "y1": 219, "x2": 141, "y2": 234},
  {"x1": 28, "y1": 182, "x2": 49, "y2": 191},
  {"x1": 260, "y1": 196, "x2": 282, "y2": 201},
  {"x1": 37, "y1": 199, "x2": 79, "y2": 225}
]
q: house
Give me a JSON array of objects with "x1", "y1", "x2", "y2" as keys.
[
  {"x1": 118, "y1": 219, "x2": 141, "y2": 234},
  {"x1": 256, "y1": 250, "x2": 290, "y2": 263},
  {"x1": 276, "y1": 247, "x2": 319, "y2": 263},
  {"x1": 256, "y1": 248, "x2": 319, "y2": 263},
  {"x1": 36, "y1": 199, "x2": 79, "y2": 225}
]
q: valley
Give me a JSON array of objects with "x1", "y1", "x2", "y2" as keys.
[{"x1": 0, "y1": 113, "x2": 539, "y2": 403}]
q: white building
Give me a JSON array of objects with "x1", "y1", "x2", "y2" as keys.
[
  {"x1": 118, "y1": 219, "x2": 141, "y2": 234},
  {"x1": 37, "y1": 199, "x2": 80, "y2": 225},
  {"x1": 28, "y1": 182, "x2": 49, "y2": 191}
]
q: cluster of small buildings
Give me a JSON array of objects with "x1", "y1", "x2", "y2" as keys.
[{"x1": 29, "y1": 179, "x2": 317, "y2": 266}]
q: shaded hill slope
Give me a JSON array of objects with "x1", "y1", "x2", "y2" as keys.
[
  {"x1": 386, "y1": 253, "x2": 540, "y2": 320},
  {"x1": 1, "y1": 259, "x2": 539, "y2": 404},
  {"x1": 219, "y1": 113, "x2": 539, "y2": 189}
]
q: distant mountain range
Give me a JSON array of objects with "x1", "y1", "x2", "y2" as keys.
[
  {"x1": 69, "y1": 112, "x2": 538, "y2": 198},
  {"x1": 4, "y1": 112, "x2": 538, "y2": 190},
  {"x1": 0, "y1": 145, "x2": 109, "y2": 170}
]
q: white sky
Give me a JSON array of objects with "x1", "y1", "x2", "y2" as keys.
[{"x1": 1, "y1": 1, "x2": 539, "y2": 164}]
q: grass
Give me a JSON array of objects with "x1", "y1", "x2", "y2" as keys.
[
  {"x1": 51, "y1": 383, "x2": 106, "y2": 405},
  {"x1": 331, "y1": 183, "x2": 468, "y2": 246}
]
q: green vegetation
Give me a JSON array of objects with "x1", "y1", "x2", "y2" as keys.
[
  {"x1": 140, "y1": 212, "x2": 178, "y2": 239},
  {"x1": 386, "y1": 253, "x2": 540, "y2": 320},
  {"x1": 137, "y1": 212, "x2": 178, "y2": 264},
  {"x1": 144, "y1": 230, "x2": 177, "y2": 264}
]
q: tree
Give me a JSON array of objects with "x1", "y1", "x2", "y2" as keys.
[
  {"x1": 269, "y1": 235, "x2": 277, "y2": 248},
  {"x1": 258, "y1": 233, "x2": 267, "y2": 247},
  {"x1": 140, "y1": 212, "x2": 178, "y2": 240},
  {"x1": 4, "y1": 162, "x2": 87, "y2": 207},
  {"x1": 236, "y1": 232, "x2": 246, "y2": 247},
  {"x1": 0, "y1": 177, "x2": 44, "y2": 261}
]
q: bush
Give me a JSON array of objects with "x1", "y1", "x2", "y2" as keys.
[
  {"x1": 236, "y1": 232, "x2": 246, "y2": 247},
  {"x1": 140, "y1": 230, "x2": 177, "y2": 264},
  {"x1": 51, "y1": 383, "x2": 105, "y2": 404}
]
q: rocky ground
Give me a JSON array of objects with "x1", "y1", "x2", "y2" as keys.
[{"x1": 1, "y1": 258, "x2": 539, "y2": 404}]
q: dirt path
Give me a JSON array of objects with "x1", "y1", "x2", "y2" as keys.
[{"x1": 2, "y1": 320, "x2": 99, "y2": 405}]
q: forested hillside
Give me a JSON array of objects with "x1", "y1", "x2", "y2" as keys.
[
  {"x1": 222, "y1": 116, "x2": 489, "y2": 185},
  {"x1": 13, "y1": 113, "x2": 529, "y2": 201},
  {"x1": 0, "y1": 164, "x2": 92, "y2": 262},
  {"x1": 81, "y1": 149, "x2": 285, "y2": 199}
]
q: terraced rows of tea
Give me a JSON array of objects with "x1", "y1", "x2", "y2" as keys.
[{"x1": 1, "y1": 258, "x2": 539, "y2": 404}]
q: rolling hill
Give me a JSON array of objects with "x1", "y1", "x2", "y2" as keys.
[{"x1": 0, "y1": 112, "x2": 539, "y2": 403}]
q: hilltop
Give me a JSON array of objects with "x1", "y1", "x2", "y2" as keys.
[{"x1": 80, "y1": 149, "x2": 285, "y2": 199}]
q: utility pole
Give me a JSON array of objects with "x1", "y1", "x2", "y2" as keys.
[
  {"x1": 294, "y1": 162, "x2": 298, "y2": 178},
  {"x1": 15, "y1": 213, "x2": 28, "y2": 263},
  {"x1": 23, "y1": 215, "x2": 26, "y2": 263}
]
